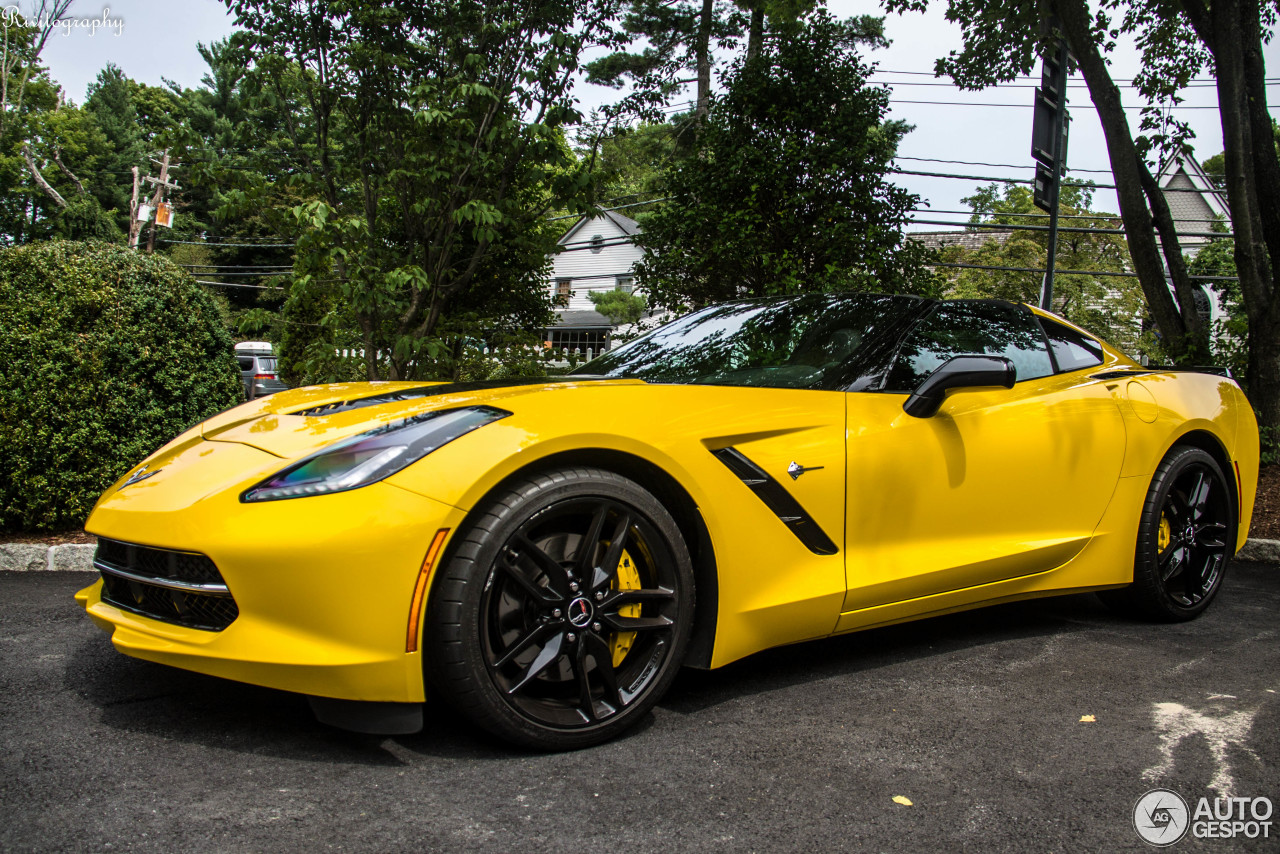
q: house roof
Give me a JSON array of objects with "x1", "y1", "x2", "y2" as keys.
[
  {"x1": 549, "y1": 309, "x2": 614, "y2": 329},
  {"x1": 556, "y1": 210, "x2": 642, "y2": 246},
  {"x1": 909, "y1": 230, "x2": 1014, "y2": 252},
  {"x1": 1157, "y1": 152, "x2": 1231, "y2": 222}
]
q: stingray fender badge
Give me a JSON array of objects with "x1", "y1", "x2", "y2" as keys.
[
  {"x1": 120, "y1": 465, "x2": 162, "y2": 490},
  {"x1": 787, "y1": 461, "x2": 825, "y2": 480}
]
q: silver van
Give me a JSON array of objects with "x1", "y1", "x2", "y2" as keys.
[{"x1": 235, "y1": 342, "x2": 289, "y2": 400}]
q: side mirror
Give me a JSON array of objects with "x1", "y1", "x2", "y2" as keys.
[{"x1": 903, "y1": 355, "x2": 1016, "y2": 418}]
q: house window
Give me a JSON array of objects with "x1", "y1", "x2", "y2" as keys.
[
  {"x1": 590, "y1": 234, "x2": 604, "y2": 253},
  {"x1": 554, "y1": 278, "x2": 572, "y2": 307},
  {"x1": 615, "y1": 276, "x2": 634, "y2": 293}
]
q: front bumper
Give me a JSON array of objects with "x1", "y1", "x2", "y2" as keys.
[{"x1": 78, "y1": 439, "x2": 465, "y2": 703}]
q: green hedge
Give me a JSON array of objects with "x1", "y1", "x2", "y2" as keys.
[{"x1": 0, "y1": 241, "x2": 243, "y2": 532}]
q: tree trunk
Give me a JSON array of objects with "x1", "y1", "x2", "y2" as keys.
[
  {"x1": 1239, "y1": 0, "x2": 1280, "y2": 281},
  {"x1": 695, "y1": 0, "x2": 713, "y2": 123},
  {"x1": 746, "y1": 6, "x2": 765, "y2": 63},
  {"x1": 1179, "y1": 0, "x2": 1280, "y2": 426},
  {"x1": 21, "y1": 143, "x2": 66, "y2": 208},
  {"x1": 1206, "y1": 0, "x2": 1277, "y2": 413},
  {"x1": 1053, "y1": 0, "x2": 1195, "y2": 359}
]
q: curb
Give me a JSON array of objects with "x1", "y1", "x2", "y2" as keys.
[
  {"x1": 1236, "y1": 538, "x2": 1280, "y2": 563},
  {"x1": 2, "y1": 539, "x2": 1279, "y2": 573},
  {"x1": 0, "y1": 543, "x2": 96, "y2": 572}
]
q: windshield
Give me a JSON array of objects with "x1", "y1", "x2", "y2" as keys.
[{"x1": 573, "y1": 293, "x2": 926, "y2": 391}]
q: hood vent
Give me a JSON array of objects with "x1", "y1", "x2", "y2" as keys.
[{"x1": 295, "y1": 377, "x2": 576, "y2": 417}]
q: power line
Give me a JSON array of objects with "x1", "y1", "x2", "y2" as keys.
[
  {"x1": 890, "y1": 167, "x2": 1229, "y2": 196},
  {"x1": 887, "y1": 98, "x2": 1266, "y2": 110},
  {"x1": 161, "y1": 238, "x2": 297, "y2": 247},
  {"x1": 184, "y1": 270, "x2": 292, "y2": 276},
  {"x1": 196, "y1": 279, "x2": 286, "y2": 290},
  {"x1": 897, "y1": 155, "x2": 1118, "y2": 175},
  {"x1": 909, "y1": 217, "x2": 1231, "y2": 239},
  {"x1": 872, "y1": 69, "x2": 1279, "y2": 84},
  {"x1": 872, "y1": 78, "x2": 1261, "y2": 90},
  {"x1": 178, "y1": 263, "x2": 293, "y2": 270},
  {"x1": 548, "y1": 197, "x2": 673, "y2": 222},
  {"x1": 909, "y1": 207, "x2": 1228, "y2": 226},
  {"x1": 930, "y1": 260, "x2": 1237, "y2": 281}
]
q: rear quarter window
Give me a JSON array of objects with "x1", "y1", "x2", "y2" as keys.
[
  {"x1": 237, "y1": 357, "x2": 254, "y2": 372},
  {"x1": 1039, "y1": 317, "x2": 1104, "y2": 373}
]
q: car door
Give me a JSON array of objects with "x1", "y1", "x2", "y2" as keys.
[
  {"x1": 237, "y1": 356, "x2": 255, "y2": 400},
  {"x1": 840, "y1": 302, "x2": 1127, "y2": 613}
]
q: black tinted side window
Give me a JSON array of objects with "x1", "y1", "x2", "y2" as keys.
[
  {"x1": 884, "y1": 302, "x2": 1054, "y2": 392},
  {"x1": 237, "y1": 357, "x2": 254, "y2": 372},
  {"x1": 1039, "y1": 317, "x2": 1104, "y2": 372}
]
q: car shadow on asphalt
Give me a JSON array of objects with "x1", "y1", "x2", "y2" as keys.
[
  {"x1": 660, "y1": 591, "x2": 1128, "y2": 714},
  {"x1": 67, "y1": 590, "x2": 1130, "y2": 763}
]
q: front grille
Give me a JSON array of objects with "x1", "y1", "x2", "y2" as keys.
[{"x1": 95, "y1": 538, "x2": 239, "y2": 631}]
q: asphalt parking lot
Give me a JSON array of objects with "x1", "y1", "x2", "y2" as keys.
[{"x1": 2, "y1": 564, "x2": 1277, "y2": 853}]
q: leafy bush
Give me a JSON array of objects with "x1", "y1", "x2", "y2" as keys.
[
  {"x1": 1261, "y1": 424, "x2": 1279, "y2": 468},
  {"x1": 0, "y1": 241, "x2": 243, "y2": 532}
]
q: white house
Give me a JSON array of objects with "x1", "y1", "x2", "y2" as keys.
[
  {"x1": 1157, "y1": 153, "x2": 1231, "y2": 255},
  {"x1": 544, "y1": 211, "x2": 645, "y2": 352},
  {"x1": 1156, "y1": 152, "x2": 1233, "y2": 326}
]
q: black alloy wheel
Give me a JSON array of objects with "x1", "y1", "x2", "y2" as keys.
[
  {"x1": 426, "y1": 467, "x2": 693, "y2": 750},
  {"x1": 1106, "y1": 446, "x2": 1235, "y2": 621}
]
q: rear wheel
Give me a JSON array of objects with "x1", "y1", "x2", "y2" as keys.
[
  {"x1": 1104, "y1": 446, "x2": 1234, "y2": 621},
  {"x1": 426, "y1": 467, "x2": 694, "y2": 750}
]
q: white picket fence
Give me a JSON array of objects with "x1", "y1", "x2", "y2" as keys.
[{"x1": 334, "y1": 345, "x2": 606, "y2": 368}]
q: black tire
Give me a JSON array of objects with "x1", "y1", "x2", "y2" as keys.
[
  {"x1": 1103, "y1": 446, "x2": 1235, "y2": 621},
  {"x1": 425, "y1": 467, "x2": 694, "y2": 750}
]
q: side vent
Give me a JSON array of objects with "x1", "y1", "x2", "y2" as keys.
[{"x1": 710, "y1": 447, "x2": 838, "y2": 556}]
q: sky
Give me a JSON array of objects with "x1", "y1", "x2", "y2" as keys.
[{"x1": 33, "y1": 0, "x2": 1280, "y2": 230}]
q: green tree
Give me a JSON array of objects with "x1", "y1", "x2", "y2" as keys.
[
  {"x1": 589, "y1": 121, "x2": 680, "y2": 204},
  {"x1": 585, "y1": 0, "x2": 749, "y2": 124},
  {"x1": 886, "y1": 0, "x2": 1280, "y2": 430},
  {"x1": 634, "y1": 12, "x2": 940, "y2": 310},
  {"x1": 1125, "y1": 0, "x2": 1280, "y2": 429},
  {"x1": 0, "y1": 3, "x2": 75, "y2": 243},
  {"x1": 884, "y1": 0, "x2": 1209, "y2": 367},
  {"x1": 226, "y1": 0, "x2": 611, "y2": 381},
  {"x1": 83, "y1": 64, "x2": 145, "y2": 227},
  {"x1": 589, "y1": 288, "x2": 649, "y2": 324},
  {"x1": 941, "y1": 182, "x2": 1146, "y2": 354}
]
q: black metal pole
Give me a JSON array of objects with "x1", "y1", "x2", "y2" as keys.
[{"x1": 1039, "y1": 122, "x2": 1064, "y2": 310}]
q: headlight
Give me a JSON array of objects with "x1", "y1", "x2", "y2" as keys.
[{"x1": 240, "y1": 406, "x2": 510, "y2": 502}]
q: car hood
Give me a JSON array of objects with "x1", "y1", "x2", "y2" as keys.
[{"x1": 199, "y1": 376, "x2": 644, "y2": 460}]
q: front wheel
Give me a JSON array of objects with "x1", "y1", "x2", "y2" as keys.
[
  {"x1": 1104, "y1": 446, "x2": 1235, "y2": 621},
  {"x1": 426, "y1": 467, "x2": 694, "y2": 750}
]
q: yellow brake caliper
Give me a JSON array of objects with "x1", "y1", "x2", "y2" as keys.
[
  {"x1": 1158, "y1": 513, "x2": 1172, "y2": 553},
  {"x1": 611, "y1": 549, "x2": 641, "y2": 667}
]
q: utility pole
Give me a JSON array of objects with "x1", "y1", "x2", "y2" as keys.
[
  {"x1": 1031, "y1": 36, "x2": 1071, "y2": 311},
  {"x1": 127, "y1": 166, "x2": 142, "y2": 249},
  {"x1": 142, "y1": 149, "x2": 179, "y2": 253}
]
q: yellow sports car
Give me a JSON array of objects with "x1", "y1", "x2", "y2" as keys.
[{"x1": 77, "y1": 294, "x2": 1259, "y2": 749}]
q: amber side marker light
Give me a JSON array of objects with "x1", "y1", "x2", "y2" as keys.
[{"x1": 406, "y1": 528, "x2": 450, "y2": 653}]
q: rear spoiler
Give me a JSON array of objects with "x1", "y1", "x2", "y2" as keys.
[
  {"x1": 1147, "y1": 365, "x2": 1235, "y2": 379},
  {"x1": 1091, "y1": 365, "x2": 1234, "y2": 380}
]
